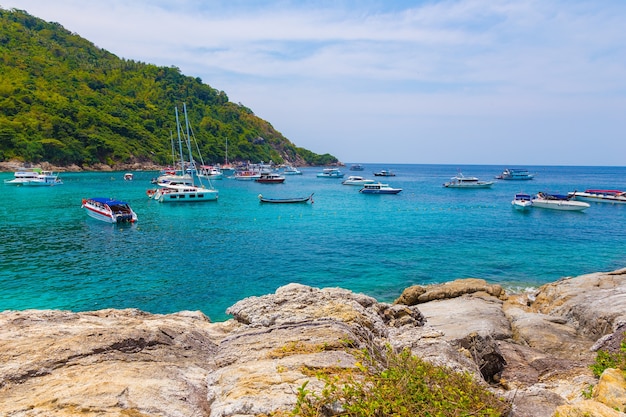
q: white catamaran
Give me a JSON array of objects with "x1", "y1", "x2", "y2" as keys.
[{"x1": 151, "y1": 104, "x2": 218, "y2": 203}]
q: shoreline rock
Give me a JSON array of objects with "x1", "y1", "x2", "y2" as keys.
[{"x1": 2, "y1": 269, "x2": 626, "y2": 416}]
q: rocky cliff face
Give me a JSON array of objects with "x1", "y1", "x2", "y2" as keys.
[{"x1": 1, "y1": 269, "x2": 626, "y2": 416}]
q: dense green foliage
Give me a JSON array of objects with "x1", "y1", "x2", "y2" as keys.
[
  {"x1": 590, "y1": 335, "x2": 626, "y2": 378},
  {"x1": 293, "y1": 347, "x2": 511, "y2": 417},
  {"x1": 0, "y1": 8, "x2": 337, "y2": 167}
]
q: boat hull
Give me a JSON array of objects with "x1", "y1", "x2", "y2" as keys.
[
  {"x1": 531, "y1": 200, "x2": 589, "y2": 211},
  {"x1": 154, "y1": 188, "x2": 218, "y2": 202},
  {"x1": 444, "y1": 182, "x2": 493, "y2": 188},
  {"x1": 512, "y1": 201, "x2": 533, "y2": 211},
  {"x1": 360, "y1": 189, "x2": 402, "y2": 194},
  {"x1": 569, "y1": 190, "x2": 626, "y2": 204},
  {"x1": 258, "y1": 193, "x2": 313, "y2": 204}
]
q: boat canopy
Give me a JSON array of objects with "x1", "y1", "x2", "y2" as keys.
[{"x1": 89, "y1": 197, "x2": 129, "y2": 206}]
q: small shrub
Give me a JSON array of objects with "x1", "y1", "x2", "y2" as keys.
[
  {"x1": 292, "y1": 346, "x2": 510, "y2": 417},
  {"x1": 590, "y1": 334, "x2": 626, "y2": 378}
]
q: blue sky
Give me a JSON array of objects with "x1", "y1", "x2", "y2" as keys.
[{"x1": 3, "y1": 0, "x2": 626, "y2": 165}]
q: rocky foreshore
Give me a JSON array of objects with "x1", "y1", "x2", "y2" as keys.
[
  {"x1": 0, "y1": 160, "x2": 164, "y2": 173},
  {"x1": 2, "y1": 269, "x2": 626, "y2": 416}
]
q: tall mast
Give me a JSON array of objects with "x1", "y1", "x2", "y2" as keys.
[
  {"x1": 174, "y1": 106, "x2": 184, "y2": 175},
  {"x1": 183, "y1": 103, "x2": 194, "y2": 171}
]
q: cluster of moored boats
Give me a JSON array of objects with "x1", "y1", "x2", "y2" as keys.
[
  {"x1": 512, "y1": 190, "x2": 626, "y2": 212},
  {"x1": 6, "y1": 163, "x2": 624, "y2": 223}
]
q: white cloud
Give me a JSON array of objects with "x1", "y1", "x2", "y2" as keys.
[{"x1": 3, "y1": 0, "x2": 626, "y2": 164}]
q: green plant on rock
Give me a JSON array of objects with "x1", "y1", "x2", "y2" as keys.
[
  {"x1": 590, "y1": 334, "x2": 626, "y2": 378},
  {"x1": 292, "y1": 346, "x2": 510, "y2": 417}
]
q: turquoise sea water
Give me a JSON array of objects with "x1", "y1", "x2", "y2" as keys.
[{"x1": 1, "y1": 164, "x2": 625, "y2": 321}]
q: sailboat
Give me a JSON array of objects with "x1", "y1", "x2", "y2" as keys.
[
  {"x1": 153, "y1": 104, "x2": 219, "y2": 203},
  {"x1": 219, "y1": 137, "x2": 236, "y2": 176}
]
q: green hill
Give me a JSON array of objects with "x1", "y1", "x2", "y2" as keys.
[{"x1": 0, "y1": 8, "x2": 339, "y2": 168}]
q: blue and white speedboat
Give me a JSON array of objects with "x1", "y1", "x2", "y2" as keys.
[
  {"x1": 82, "y1": 197, "x2": 138, "y2": 223},
  {"x1": 512, "y1": 193, "x2": 533, "y2": 211},
  {"x1": 317, "y1": 168, "x2": 344, "y2": 178},
  {"x1": 359, "y1": 182, "x2": 402, "y2": 194}
]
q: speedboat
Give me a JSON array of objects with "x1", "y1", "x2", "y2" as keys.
[
  {"x1": 444, "y1": 173, "x2": 493, "y2": 188},
  {"x1": 342, "y1": 176, "x2": 375, "y2": 186},
  {"x1": 317, "y1": 168, "x2": 344, "y2": 178},
  {"x1": 4, "y1": 169, "x2": 63, "y2": 186},
  {"x1": 496, "y1": 168, "x2": 534, "y2": 180},
  {"x1": 374, "y1": 169, "x2": 395, "y2": 177},
  {"x1": 531, "y1": 192, "x2": 590, "y2": 211},
  {"x1": 359, "y1": 182, "x2": 402, "y2": 194},
  {"x1": 152, "y1": 184, "x2": 218, "y2": 202},
  {"x1": 283, "y1": 166, "x2": 302, "y2": 175},
  {"x1": 568, "y1": 189, "x2": 626, "y2": 204},
  {"x1": 512, "y1": 193, "x2": 533, "y2": 211},
  {"x1": 82, "y1": 197, "x2": 138, "y2": 223},
  {"x1": 350, "y1": 164, "x2": 364, "y2": 171},
  {"x1": 255, "y1": 172, "x2": 285, "y2": 184},
  {"x1": 123, "y1": 173, "x2": 134, "y2": 181}
]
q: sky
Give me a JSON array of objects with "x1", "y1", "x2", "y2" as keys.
[{"x1": 2, "y1": 0, "x2": 626, "y2": 166}]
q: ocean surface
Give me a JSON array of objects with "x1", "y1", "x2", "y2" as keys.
[{"x1": 1, "y1": 164, "x2": 625, "y2": 321}]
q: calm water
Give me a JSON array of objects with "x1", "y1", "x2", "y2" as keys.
[{"x1": 1, "y1": 164, "x2": 625, "y2": 321}]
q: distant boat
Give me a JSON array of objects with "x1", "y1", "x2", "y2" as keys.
[
  {"x1": 374, "y1": 169, "x2": 395, "y2": 177},
  {"x1": 256, "y1": 172, "x2": 286, "y2": 184},
  {"x1": 234, "y1": 170, "x2": 262, "y2": 181},
  {"x1": 317, "y1": 168, "x2": 344, "y2": 178},
  {"x1": 342, "y1": 176, "x2": 375, "y2": 186},
  {"x1": 444, "y1": 173, "x2": 493, "y2": 188},
  {"x1": 496, "y1": 168, "x2": 535, "y2": 180},
  {"x1": 82, "y1": 197, "x2": 138, "y2": 223},
  {"x1": 511, "y1": 193, "x2": 533, "y2": 211},
  {"x1": 198, "y1": 165, "x2": 223, "y2": 180},
  {"x1": 568, "y1": 189, "x2": 626, "y2": 204},
  {"x1": 123, "y1": 173, "x2": 133, "y2": 181},
  {"x1": 531, "y1": 192, "x2": 589, "y2": 211},
  {"x1": 359, "y1": 182, "x2": 402, "y2": 194},
  {"x1": 4, "y1": 168, "x2": 63, "y2": 186},
  {"x1": 258, "y1": 193, "x2": 314, "y2": 204},
  {"x1": 283, "y1": 166, "x2": 302, "y2": 175},
  {"x1": 350, "y1": 164, "x2": 364, "y2": 171}
]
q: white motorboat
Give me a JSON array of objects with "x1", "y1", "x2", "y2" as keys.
[
  {"x1": 512, "y1": 193, "x2": 533, "y2": 211},
  {"x1": 359, "y1": 182, "x2": 402, "y2": 194},
  {"x1": 283, "y1": 166, "x2": 302, "y2": 175},
  {"x1": 568, "y1": 189, "x2": 626, "y2": 204},
  {"x1": 4, "y1": 169, "x2": 63, "y2": 186},
  {"x1": 444, "y1": 173, "x2": 493, "y2": 188},
  {"x1": 82, "y1": 197, "x2": 138, "y2": 223},
  {"x1": 342, "y1": 176, "x2": 375, "y2": 186},
  {"x1": 317, "y1": 168, "x2": 344, "y2": 178},
  {"x1": 496, "y1": 168, "x2": 534, "y2": 180},
  {"x1": 198, "y1": 165, "x2": 223, "y2": 180},
  {"x1": 531, "y1": 192, "x2": 590, "y2": 211}
]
